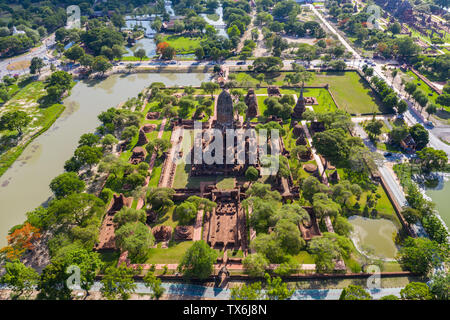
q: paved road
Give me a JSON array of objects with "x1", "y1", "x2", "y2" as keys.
[{"x1": 0, "y1": 34, "x2": 56, "y2": 78}]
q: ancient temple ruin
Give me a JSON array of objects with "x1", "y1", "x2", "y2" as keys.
[{"x1": 244, "y1": 88, "x2": 258, "y2": 118}]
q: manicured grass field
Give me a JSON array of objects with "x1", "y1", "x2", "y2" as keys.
[
  {"x1": 291, "y1": 250, "x2": 315, "y2": 264},
  {"x1": 232, "y1": 71, "x2": 387, "y2": 114},
  {"x1": 145, "y1": 241, "x2": 194, "y2": 264},
  {"x1": 162, "y1": 35, "x2": 202, "y2": 54}
]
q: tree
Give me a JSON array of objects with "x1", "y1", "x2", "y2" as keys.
[
  {"x1": 231, "y1": 282, "x2": 264, "y2": 300},
  {"x1": 339, "y1": 285, "x2": 372, "y2": 300},
  {"x1": 64, "y1": 45, "x2": 85, "y2": 62},
  {"x1": 30, "y1": 57, "x2": 45, "y2": 74},
  {"x1": 100, "y1": 264, "x2": 137, "y2": 300},
  {"x1": 312, "y1": 129, "x2": 350, "y2": 166},
  {"x1": 37, "y1": 260, "x2": 72, "y2": 300},
  {"x1": 47, "y1": 193, "x2": 104, "y2": 226},
  {"x1": 145, "y1": 138, "x2": 170, "y2": 157},
  {"x1": 397, "y1": 100, "x2": 408, "y2": 115},
  {"x1": 422, "y1": 215, "x2": 449, "y2": 244},
  {"x1": 101, "y1": 134, "x2": 118, "y2": 151},
  {"x1": 382, "y1": 92, "x2": 398, "y2": 110},
  {"x1": 201, "y1": 82, "x2": 220, "y2": 98},
  {"x1": 389, "y1": 22, "x2": 401, "y2": 35},
  {"x1": 265, "y1": 273, "x2": 294, "y2": 300},
  {"x1": 429, "y1": 271, "x2": 449, "y2": 300},
  {"x1": 274, "y1": 219, "x2": 305, "y2": 255},
  {"x1": 175, "y1": 201, "x2": 198, "y2": 225},
  {"x1": 115, "y1": 221, "x2": 154, "y2": 260},
  {"x1": 252, "y1": 57, "x2": 283, "y2": 73},
  {"x1": 143, "y1": 271, "x2": 165, "y2": 299},
  {"x1": 242, "y1": 253, "x2": 269, "y2": 277},
  {"x1": 177, "y1": 241, "x2": 217, "y2": 279},
  {"x1": 417, "y1": 147, "x2": 448, "y2": 173},
  {"x1": 0, "y1": 110, "x2": 31, "y2": 135},
  {"x1": 0, "y1": 222, "x2": 41, "y2": 261},
  {"x1": 365, "y1": 120, "x2": 383, "y2": 139},
  {"x1": 78, "y1": 133, "x2": 100, "y2": 147},
  {"x1": 147, "y1": 188, "x2": 175, "y2": 211},
  {"x1": 398, "y1": 237, "x2": 446, "y2": 275},
  {"x1": 402, "y1": 207, "x2": 421, "y2": 224},
  {"x1": 74, "y1": 145, "x2": 103, "y2": 169},
  {"x1": 380, "y1": 294, "x2": 399, "y2": 300},
  {"x1": 409, "y1": 124, "x2": 429, "y2": 150},
  {"x1": 113, "y1": 207, "x2": 146, "y2": 228},
  {"x1": 80, "y1": 54, "x2": 94, "y2": 70},
  {"x1": 302, "y1": 176, "x2": 329, "y2": 203},
  {"x1": 389, "y1": 126, "x2": 409, "y2": 144},
  {"x1": 400, "y1": 282, "x2": 433, "y2": 300},
  {"x1": 161, "y1": 46, "x2": 176, "y2": 60},
  {"x1": 62, "y1": 248, "x2": 102, "y2": 298},
  {"x1": 436, "y1": 94, "x2": 450, "y2": 108},
  {"x1": 92, "y1": 56, "x2": 112, "y2": 75},
  {"x1": 404, "y1": 82, "x2": 417, "y2": 97},
  {"x1": 313, "y1": 193, "x2": 340, "y2": 222},
  {"x1": 49, "y1": 172, "x2": 85, "y2": 198},
  {"x1": 245, "y1": 166, "x2": 259, "y2": 183},
  {"x1": 134, "y1": 48, "x2": 146, "y2": 61},
  {"x1": 426, "y1": 103, "x2": 437, "y2": 119},
  {"x1": 0, "y1": 261, "x2": 39, "y2": 299}
]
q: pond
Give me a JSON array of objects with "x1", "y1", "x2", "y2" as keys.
[
  {"x1": 348, "y1": 215, "x2": 399, "y2": 261},
  {"x1": 0, "y1": 72, "x2": 211, "y2": 246},
  {"x1": 422, "y1": 173, "x2": 450, "y2": 229}
]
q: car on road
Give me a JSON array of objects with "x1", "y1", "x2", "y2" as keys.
[
  {"x1": 236, "y1": 61, "x2": 245, "y2": 65},
  {"x1": 425, "y1": 121, "x2": 434, "y2": 128},
  {"x1": 384, "y1": 152, "x2": 392, "y2": 157},
  {"x1": 169, "y1": 60, "x2": 177, "y2": 65}
]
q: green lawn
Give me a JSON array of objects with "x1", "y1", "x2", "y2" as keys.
[
  {"x1": 232, "y1": 71, "x2": 387, "y2": 114},
  {"x1": 145, "y1": 241, "x2": 194, "y2": 264},
  {"x1": 291, "y1": 250, "x2": 315, "y2": 264},
  {"x1": 162, "y1": 35, "x2": 202, "y2": 54}
]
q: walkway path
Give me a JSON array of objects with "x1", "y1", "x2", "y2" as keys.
[{"x1": 136, "y1": 118, "x2": 167, "y2": 209}]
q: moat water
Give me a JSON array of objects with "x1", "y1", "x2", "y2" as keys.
[
  {"x1": 0, "y1": 73, "x2": 210, "y2": 246},
  {"x1": 348, "y1": 216, "x2": 399, "y2": 261}
]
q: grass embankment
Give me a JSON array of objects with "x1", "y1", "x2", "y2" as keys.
[{"x1": 0, "y1": 80, "x2": 66, "y2": 178}]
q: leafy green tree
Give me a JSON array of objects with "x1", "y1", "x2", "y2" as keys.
[
  {"x1": 231, "y1": 282, "x2": 264, "y2": 300},
  {"x1": 30, "y1": 57, "x2": 45, "y2": 74},
  {"x1": 147, "y1": 188, "x2": 175, "y2": 211},
  {"x1": 74, "y1": 145, "x2": 103, "y2": 169},
  {"x1": 242, "y1": 253, "x2": 269, "y2": 277},
  {"x1": 429, "y1": 271, "x2": 449, "y2": 300},
  {"x1": 0, "y1": 110, "x2": 31, "y2": 135},
  {"x1": 50, "y1": 172, "x2": 85, "y2": 198},
  {"x1": 273, "y1": 219, "x2": 305, "y2": 255},
  {"x1": 417, "y1": 147, "x2": 448, "y2": 173},
  {"x1": 398, "y1": 237, "x2": 446, "y2": 275},
  {"x1": 61, "y1": 248, "x2": 102, "y2": 298},
  {"x1": 201, "y1": 81, "x2": 220, "y2": 98},
  {"x1": 339, "y1": 285, "x2": 372, "y2": 300},
  {"x1": 365, "y1": 120, "x2": 383, "y2": 139},
  {"x1": 301, "y1": 176, "x2": 329, "y2": 203},
  {"x1": 78, "y1": 133, "x2": 100, "y2": 147},
  {"x1": 380, "y1": 294, "x2": 399, "y2": 300},
  {"x1": 397, "y1": 100, "x2": 408, "y2": 115},
  {"x1": 265, "y1": 273, "x2": 294, "y2": 300},
  {"x1": 64, "y1": 45, "x2": 85, "y2": 62},
  {"x1": 175, "y1": 201, "x2": 198, "y2": 225},
  {"x1": 0, "y1": 261, "x2": 39, "y2": 299},
  {"x1": 252, "y1": 56, "x2": 283, "y2": 73},
  {"x1": 177, "y1": 241, "x2": 217, "y2": 279},
  {"x1": 92, "y1": 55, "x2": 112, "y2": 75},
  {"x1": 113, "y1": 207, "x2": 146, "y2": 228},
  {"x1": 100, "y1": 264, "x2": 137, "y2": 300},
  {"x1": 145, "y1": 138, "x2": 170, "y2": 157},
  {"x1": 400, "y1": 282, "x2": 433, "y2": 300},
  {"x1": 115, "y1": 221, "x2": 154, "y2": 260},
  {"x1": 422, "y1": 215, "x2": 449, "y2": 244},
  {"x1": 101, "y1": 134, "x2": 118, "y2": 151},
  {"x1": 134, "y1": 48, "x2": 147, "y2": 61},
  {"x1": 312, "y1": 128, "x2": 350, "y2": 166},
  {"x1": 401, "y1": 207, "x2": 421, "y2": 224},
  {"x1": 404, "y1": 82, "x2": 417, "y2": 97},
  {"x1": 37, "y1": 260, "x2": 72, "y2": 300},
  {"x1": 409, "y1": 124, "x2": 429, "y2": 150},
  {"x1": 143, "y1": 271, "x2": 165, "y2": 299},
  {"x1": 436, "y1": 94, "x2": 450, "y2": 108},
  {"x1": 47, "y1": 193, "x2": 104, "y2": 226},
  {"x1": 245, "y1": 166, "x2": 259, "y2": 183}
]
